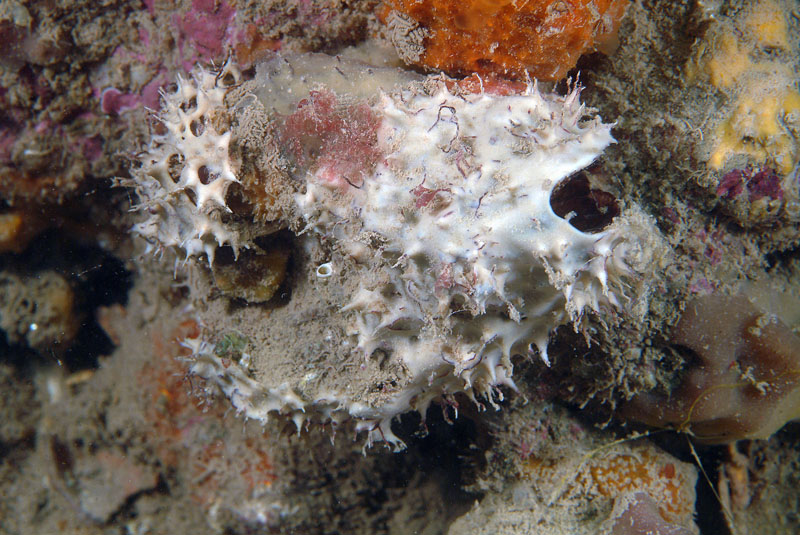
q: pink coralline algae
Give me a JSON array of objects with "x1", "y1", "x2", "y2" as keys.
[
  {"x1": 74, "y1": 135, "x2": 103, "y2": 163},
  {"x1": 100, "y1": 88, "x2": 141, "y2": 115},
  {"x1": 746, "y1": 167, "x2": 783, "y2": 200},
  {"x1": 142, "y1": 0, "x2": 156, "y2": 16},
  {"x1": 716, "y1": 169, "x2": 745, "y2": 199},
  {"x1": 173, "y1": 0, "x2": 237, "y2": 65},
  {"x1": 99, "y1": 74, "x2": 167, "y2": 115},
  {"x1": 0, "y1": 127, "x2": 16, "y2": 164},
  {"x1": 688, "y1": 277, "x2": 716, "y2": 295},
  {"x1": 611, "y1": 492, "x2": 694, "y2": 535},
  {"x1": 716, "y1": 167, "x2": 783, "y2": 200},
  {"x1": 702, "y1": 229, "x2": 725, "y2": 265}
]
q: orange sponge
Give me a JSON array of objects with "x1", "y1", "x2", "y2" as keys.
[{"x1": 380, "y1": 0, "x2": 629, "y2": 80}]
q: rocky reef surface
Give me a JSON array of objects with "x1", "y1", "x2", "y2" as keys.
[{"x1": 1, "y1": 1, "x2": 799, "y2": 534}]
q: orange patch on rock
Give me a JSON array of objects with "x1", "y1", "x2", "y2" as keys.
[
  {"x1": 234, "y1": 24, "x2": 282, "y2": 68},
  {"x1": 381, "y1": 0, "x2": 629, "y2": 81},
  {"x1": 0, "y1": 210, "x2": 44, "y2": 253},
  {"x1": 523, "y1": 445, "x2": 695, "y2": 525},
  {"x1": 585, "y1": 452, "x2": 687, "y2": 521},
  {"x1": 140, "y1": 319, "x2": 214, "y2": 466},
  {"x1": 139, "y1": 319, "x2": 277, "y2": 505}
]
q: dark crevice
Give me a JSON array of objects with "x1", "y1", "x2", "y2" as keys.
[
  {"x1": 0, "y1": 230, "x2": 132, "y2": 371},
  {"x1": 391, "y1": 401, "x2": 488, "y2": 524},
  {"x1": 550, "y1": 172, "x2": 620, "y2": 233}
]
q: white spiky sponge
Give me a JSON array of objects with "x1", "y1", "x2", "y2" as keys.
[
  {"x1": 132, "y1": 56, "x2": 663, "y2": 449},
  {"x1": 125, "y1": 62, "x2": 242, "y2": 264}
]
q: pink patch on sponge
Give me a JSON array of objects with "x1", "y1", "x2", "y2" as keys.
[{"x1": 280, "y1": 89, "x2": 383, "y2": 191}]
